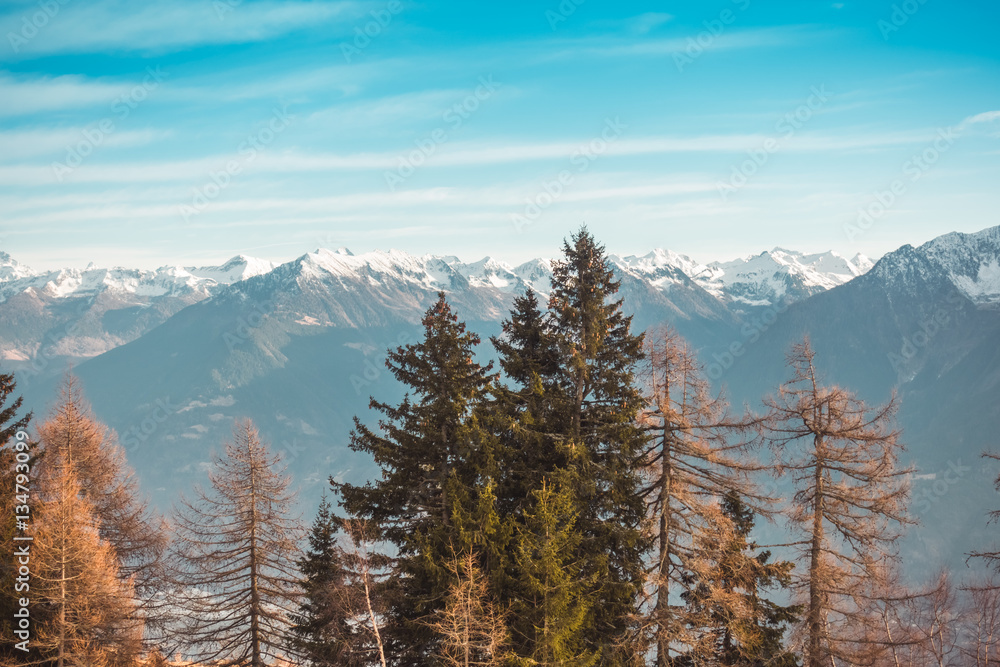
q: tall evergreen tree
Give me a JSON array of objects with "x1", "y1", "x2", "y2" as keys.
[
  {"x1": 676, "y1": 491, "x2": 799, "y2": 667},
  {"x1": 515, "y1": 478, "x2": 596, "y2": 667},
  {"x1": 336, "y1": 293, "x2": 503, "y2": 664},
  {"x1": 490, "y1": 288, "x2": 563, "y2": 515},
  {"x1": 488, "y1": 288, "x2": 567, "y2": 659},
  {"x1": 545, "y1": 228, "x2": 648, "y2": 663},
  {"x1": 292, "y1": 496, "x2": 364, "y2": 667}
]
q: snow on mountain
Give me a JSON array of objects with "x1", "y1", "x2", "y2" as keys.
[
  {"x1": 0, "y1": 241, "x2": 883, "y2": 372},
  {"x1": 185, "y1": 255, "x2": 277, "y2": 285},
  {"x1": 449, "y1": 256, "x2": 521, "y2": 291},
  {"x1": 0, "y1": 254, "x2": 277, "y2": 304},
  {"x1": 292, "y1": 248, "x2": 559, "y2": 299},
  {"x1": 0, "y1": 252, "x2": 34, "y2": 283},
  {"x1": 0, "y1": 254, "x2": 279, "y2": 372},
  {"x1": 611, "y1": 250, "x2": 703, "y2": 291},
  {"x1": 691, "y1": 248, "x2": 872, "y2": 308},
  {"x1": 918, "y1": 226, "x2": 1000, "y2": 306}
]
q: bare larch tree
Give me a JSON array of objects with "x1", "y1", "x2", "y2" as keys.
[
  {"x1": 764, "y1": 339, "x2": 913, "y2": 667},
  {"x1": 31, "y1": 424, "x2": 142, "y2": 667},
  {"x1": 636, "y1": 326, "x2": 772, "y2": 666},
  {"x1": 968, "y1": 451, "x2": 1000, "y2": 577},
  {"x1": 427, "y1": 551, "x2": 508, "y2": 667},
  {"x1": 37, "y1": 377, "x2": 167, "y2": 621},
  {"x1": 169, "y1": 418, "x2": 303, "y2": 667}
]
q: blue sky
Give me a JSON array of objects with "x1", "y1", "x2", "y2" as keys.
[{"x1": 0, "y1": 0, "x2": 998, "y2": 270}]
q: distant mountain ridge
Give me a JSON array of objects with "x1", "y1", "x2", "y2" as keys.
[
  {"x1": 5, "y1": 224, "x2": 1000, "y2": 579},
  {"x1": 0, "y1": 242, "x2": 884, "y2": 370}
]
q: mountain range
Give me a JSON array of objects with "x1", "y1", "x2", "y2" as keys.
[{"x1": 3, "y1": 226, "x2": 999, "y2": 578}]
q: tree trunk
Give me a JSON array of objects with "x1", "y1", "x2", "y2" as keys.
[{"x1": 808, "y1": 435, "x2": 826, "y2": 667}]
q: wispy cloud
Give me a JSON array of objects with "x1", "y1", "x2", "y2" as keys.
[
  {"x1": 958, "y1": 110, "x2": 1000, "y2": 131},
  {"x1": 0, "y1": 127, "x2": 167, "y2": 161},
  {"x1": 0, "y1": 0, "x2": 362, "y2": 56},
  {"x1": 541, "y1": 25, "x2": 828, "y2": 60},
  {"x1": 0, "y1": 127, "x2": 949, "y2": 185},
  {"x1": 0, "y1": 73, "x2": 129, "y2": 116}
]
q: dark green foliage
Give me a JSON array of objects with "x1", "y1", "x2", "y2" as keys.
[
  {"x1": 514, "y1": 477, "x2": 597, "y2": 667},
  {"x1": 336, "y1": 292, "x2": 505, "y2": 664},
  {"x1": 545, "y1": 229, "x2": 649, "y2": 663},
  {"x1": 291, "y1": 496, "x2": 365, "y2": 667},
  {"x1": 489, "y1": 288, "x2": 565, "y2": 526},
  {"x1": 677, "y1": 491, "x2": 800, "y2": 667}
]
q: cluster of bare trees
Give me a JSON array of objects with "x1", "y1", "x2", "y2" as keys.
[
  {"x1": 0, "y1": 377, "x2": 305, "y2": 667},
  {"x1": 2, "y1": 378, "x2": 164, "y2": 666},
  {"x1": 636, "y1": 331, "x2": 1000, "y2": 667}
]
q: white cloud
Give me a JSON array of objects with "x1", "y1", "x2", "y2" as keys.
[
  {"x1": 0, "y1": 73, "x2": 129, "y2": 116},
  {"x1": 958, "y1": 110, "x2": 1000, "y2": 131},
  {"x1": 0, "y1": 0, "x2": 362, "y2": 56},
  {"x1": 0, "y1": 127, "x2": 166, "y2": 161}
]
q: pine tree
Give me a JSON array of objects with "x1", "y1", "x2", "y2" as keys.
[
  {"x1": 515, "y1": 478, "x2": 596, "y2": 667},
  {"x1": 0, "y1": 369, "x2": 32, "y2": 662},
  {"x1": 545, "y1": 228, "x2": 648, "y2": 662},
  {"x1": 490, "y1": 288, "x2": 563, "y2": 516},
  {"x1": 637, "y1": 327, "x2": 770, "y2": 666},
  {"x1": 169, "y1": 418, "x2": 303, "y2": 667},
  {"x1": 764, "y1": 340, "x2": 913, "y2": 667},
  {"x1": 292, "y1": 496, "x2": 365, "y2": 667},
  {"x1": 336, "y1": 292, "x2": 501, "y2": 663},
  {"x1": 676, "y1": 491, "x2": 799, "y2": 667}
]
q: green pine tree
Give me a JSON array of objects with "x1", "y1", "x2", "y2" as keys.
[
  {"x1": 515, "y1": 478, "x2": 597, "y2": 667},
  {"x1": 678, "y1": 491, "x2": 800, "y2": 667},
  {"x1": 292, "y1": 496, "x2": 364, "y2": 667},
  {"x1": 336, "y1": 292, "x2": 503, "y2": 664},
  {"x1": 546, "y1": 228, "x2": 649, "y2": 663},
  {"x1": 488, "y1": 288, "x2": 579, "y2": 661}
]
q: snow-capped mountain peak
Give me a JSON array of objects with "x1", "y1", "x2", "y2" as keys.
[
  {"x1": 0, "y1": 252, "x2": 34, "y2": 283},
  {"x1": 692, "y1": 248, "x2": 873, "y2": 308},
  {"x1": 917, "y1": 226, "x2": 1000, "y2": 305},
  {"x1": 185, "y1": 255, "x2": 278, "y2": 285}
]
